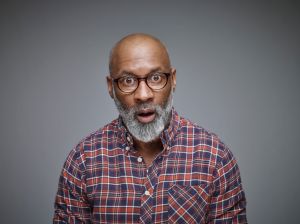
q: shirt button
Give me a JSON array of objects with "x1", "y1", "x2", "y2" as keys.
[
  {"x1": 137, "y1": 157, "x2": 143, "y2": 162},
  {"x1": 145, "y1": 190, "x2": 150, "y2": 196},
  {"x1": 125, "y1": 146, "x2": 130, "y2": 151}
]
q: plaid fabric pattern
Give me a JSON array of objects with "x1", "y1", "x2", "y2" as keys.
[{"x1": 54, "y1": 109, "x2": 247, "y2": 223}]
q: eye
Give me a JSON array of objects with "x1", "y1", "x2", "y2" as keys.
[
  {"x1": 149, "y1": 73, "x2": 163, "y2": 83},
  {"x1": 119, "y1": 76, "x2": 136, "y2": 86}
]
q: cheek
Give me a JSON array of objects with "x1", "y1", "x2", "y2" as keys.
[
  {"x1": 115, "y1": 94, "x2": 135, "y2": 108},
  {"x1": 154, "y1": 88, "x2": 172, "y2": 105}
]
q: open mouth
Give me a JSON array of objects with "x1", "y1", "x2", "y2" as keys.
[{"x1": 136, "y1": 109, "x2": 156, "y2": 124}]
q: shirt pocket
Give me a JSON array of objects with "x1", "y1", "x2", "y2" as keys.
[{"x1": 168, "y1": 183, "x2": 210, "y2": 224}]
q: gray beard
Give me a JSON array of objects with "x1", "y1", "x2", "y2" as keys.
[{"x1": 113, "y1": 90, "x2": 173, "y2": 142}]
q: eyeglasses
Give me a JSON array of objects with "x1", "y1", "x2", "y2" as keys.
[{"x1": 113, "y1": 72, "x2": 171, "y2": 93}]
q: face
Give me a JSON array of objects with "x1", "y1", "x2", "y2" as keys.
[{"x1": 107, "y1": 38, "x2": 176, "y2": 142}]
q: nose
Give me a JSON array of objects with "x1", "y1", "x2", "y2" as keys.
[{"x1": 133, "y1": 80, "x2": 154, "y2": 102}]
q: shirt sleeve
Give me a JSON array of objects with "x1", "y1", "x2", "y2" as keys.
[
  {"x1": 53, "y1": 145, "x2": 92, "y2": 224},
  {"x1": 207, "y1": 145, "x2": 247, "y2": 223}
]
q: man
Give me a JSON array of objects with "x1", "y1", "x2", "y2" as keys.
[{"x1": 54, "y1": 33, "x2": 247, "y2": 223}]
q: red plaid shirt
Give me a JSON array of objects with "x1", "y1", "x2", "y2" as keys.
[{"x1": 54, "y1": 109, "x2": 247, "y2": 223}]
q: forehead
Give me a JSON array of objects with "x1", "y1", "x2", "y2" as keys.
[{"x1": 110, "y1": 39, "x2": 170, "y2": 76}]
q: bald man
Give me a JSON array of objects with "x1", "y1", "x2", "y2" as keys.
[{"x1": 54, "y1": 33, "x2": 247, "y2": 223}]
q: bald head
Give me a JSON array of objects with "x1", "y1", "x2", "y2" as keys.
[{"x1": 109, "y1": 33, "x2": 171, "y2": 75}]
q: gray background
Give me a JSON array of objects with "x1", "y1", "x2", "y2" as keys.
[{"x1": 1, "y1": 1, "x2": 299, "y2": 223}]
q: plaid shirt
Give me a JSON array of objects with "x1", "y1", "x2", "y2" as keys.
[{"x1": 54, "y1": 109, "x2": 247, "y2": 223}]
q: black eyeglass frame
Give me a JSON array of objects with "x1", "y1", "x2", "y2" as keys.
[{"x1": 112, "y1": 72, "x2": 171, "y2": 93}]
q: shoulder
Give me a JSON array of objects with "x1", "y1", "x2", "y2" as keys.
[
  {"x1": 79, "y1": 118, "x2": 120, "y2": 150},
  {"x1": 65, "y1": 118, "x2": 120, "y2": 167},
  {"x1": 176, "y1": 114, "x2": 231, "y2": 163}
]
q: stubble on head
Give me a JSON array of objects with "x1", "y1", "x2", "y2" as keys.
[{"x1": 109, "y1": 33, "x2": 171, "y2": 75}]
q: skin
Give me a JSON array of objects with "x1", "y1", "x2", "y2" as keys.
[{"x1": 106, "y1": 33, "x2": 176, "y2": 166}]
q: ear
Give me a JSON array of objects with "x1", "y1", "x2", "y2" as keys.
[
  {"x1": 170, "y1": 67, "x2": 176, "y2": 92},
  {"x1": 106, "y1": 76, "x2": 114, "y2": 99}
]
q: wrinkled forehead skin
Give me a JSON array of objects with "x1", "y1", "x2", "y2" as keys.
[{"x1": 109, "y1": 33, "x2": 171, "y2": 77}]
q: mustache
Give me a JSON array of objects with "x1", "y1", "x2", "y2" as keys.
[
  {"x1": 134, "y1": 103, "x2": 156, "y2": 112},
  {"x1": 122, "y1": 102, "x2": 158, "y2": 113}
]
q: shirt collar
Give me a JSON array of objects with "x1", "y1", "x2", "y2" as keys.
[{"x1": 160, "y1": 108, "x2": 181, "y2": 150}]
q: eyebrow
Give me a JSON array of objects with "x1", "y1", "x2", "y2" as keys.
[{"x1": 118, "y1": 67, "x2": 162, "y2": 77}]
